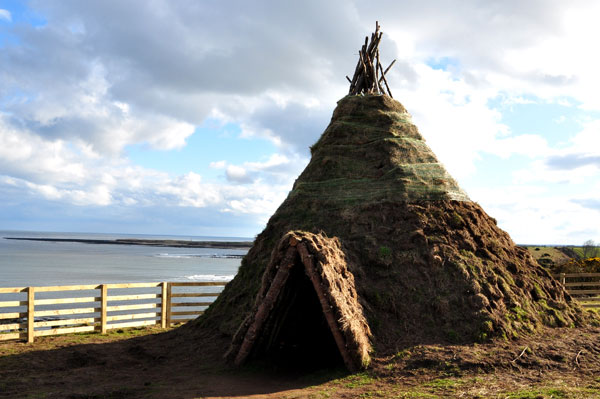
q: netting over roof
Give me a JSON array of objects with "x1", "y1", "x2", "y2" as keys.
[{"x1": 291, "y1": 94, "x2": 470, "y2": 203}]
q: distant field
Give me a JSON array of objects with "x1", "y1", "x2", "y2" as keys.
[
  {"x1": 571, "y1": 246, "x2": 600, "y2": 259},
  {"x1": 524, "y1": 244, "x2": 599, "y2": 271},
  {"x1": 525, "y1": 245, "x2": 572, "y2": 266}
]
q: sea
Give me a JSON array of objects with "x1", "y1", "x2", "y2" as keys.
[{"x1": 0, "y1": 230, "x2": 249, "y2": 288}]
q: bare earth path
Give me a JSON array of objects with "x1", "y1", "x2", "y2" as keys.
[{"x1": 2, "y1": 324, "x2": 600, "y2": 398}]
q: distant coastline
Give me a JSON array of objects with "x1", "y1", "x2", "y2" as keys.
[{"x1": 4, "y1": 237, "x2": 253, "y2": 250}]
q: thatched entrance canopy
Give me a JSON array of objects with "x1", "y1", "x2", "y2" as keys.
[{"x1": 226, "y1": 232, "x2": 371, "y2": 371}]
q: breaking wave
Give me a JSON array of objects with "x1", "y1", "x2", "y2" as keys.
[
  {"x1": 154, "y1": 253, "x2": 244, "y2": 259},
  {"x1": 184, "y1": 274, "x2": 234, "y2": 282}
]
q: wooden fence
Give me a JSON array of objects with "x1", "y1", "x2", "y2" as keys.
[
  {"x1": 0, "y1": 281, "x2": 226, "y2": 343},
  {"x1": 556, "y1": 273, "x2": 600, "y2": 309},
  {"x1": 3, "y1": 273, "x2": 598, "y2": 344}
]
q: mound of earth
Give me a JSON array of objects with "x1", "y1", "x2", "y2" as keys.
[{"x1": 195, "y1": 94, "x2": 587, "y2": 368}]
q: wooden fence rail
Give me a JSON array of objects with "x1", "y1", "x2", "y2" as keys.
[
  {"x1": 0, "y1": 281, "x2": 227, "y2": 343},
  {"x1": 4, "y1": 273, "x2": 595, "y2": 343},
  {"x1": 555, "y1": 272, "x2": 600, "y2": 309}
]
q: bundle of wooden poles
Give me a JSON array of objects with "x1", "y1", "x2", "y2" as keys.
[{"x1": 346, "y1": 21, "x2": 396, "y2": 98}]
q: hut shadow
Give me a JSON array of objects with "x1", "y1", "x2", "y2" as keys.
[{"x1": 0, "y1": 326, "x2": 349, "y2": 398}]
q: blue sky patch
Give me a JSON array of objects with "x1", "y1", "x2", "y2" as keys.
[
  {"x1": 0, "y1": 1, "x2": 47, "y2": 47},
  {"x1": 487, "y1": 95, "x2": 600, "y2": 145},
  {"x1": 426, "y1": 56, "x2": 460, "y2": 72},
  {"x1": 0, "y1": 0, "x2": 46, "y2": 26},
  {"x1": 463, "y1": 153, "x2": 530, "y2": 190}
]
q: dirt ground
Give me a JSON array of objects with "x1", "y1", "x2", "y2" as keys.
[{"x1": 3, "y1": 324, "x2": 600, "y2": 398}]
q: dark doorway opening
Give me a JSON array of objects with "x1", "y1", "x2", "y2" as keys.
[{"x1": 247, "y1": 256, "x2": 344, "y2": 372}]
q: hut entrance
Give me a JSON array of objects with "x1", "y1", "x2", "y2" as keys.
[
  {"x1": 229, "y1": 232, "x2": 372, "y2": 372},
  {"x1": 247, "y1": 256, "x2": 344, "y2": 370}
]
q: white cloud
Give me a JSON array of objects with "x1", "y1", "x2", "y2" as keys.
[
  {"x1": 471, "y1": 185, "x2": 600, "y2": 245},
  {"x1": 468, "y1": 115, "x2": 600, "y2": 244},
  {"x1": 492, "y1": 134, "x2": 551, "y2": 159},
  {"x1": 554, "y1": 115, "x2": 566, "y2": 124},
  {"x1": 0, "y1": 9, "x2": 11, "y2": 21},
  {"x1": 0, "y1": 0, "x2": 599, "y2": 241},
  {"x1": 397, "y1": 64, "x2": 508, "y2": 179},
  {"x1": 214, "y1": 153, "x2": 304, "y2": 185},
  {"x1": 510, "y1": 119, "x2": 600, "y2": 184},
  {"x1": 209, "y1": 160, "x2": 226, "y2": 169},
  {"x1": 224, "y1": 196, "x2": 286, "y2": 216},
  {"x1": 0, "y1": 114, "x2": 87, "y2": 184},
  {"x1": 570, "y1": 119, "x2": 600, "y2": 149},
  {"x1": 7, "y1": 177, "x2": 113, "y2": 206},
  {"x1": 245, "y1": 153, "x2": 292, "y2": 172},
  {"x1": 159, "y1": 172, "x2": 222, "y2": 208},
  {"x1": 225, "y1": 165, "x2": 251, "y2": 184}
]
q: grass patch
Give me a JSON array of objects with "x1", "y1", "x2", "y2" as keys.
[
  {"x1": 357, "y1": 391, "x2": 387, "y2": 398},
  {"x1": 394, "y1": 349, "x2": 412, "y2": 360},
  {"x1": 424, "y1": 377, "x2": 463, "y2": 389},
  {"x1": 394, "y1": 392, "x2": 438, "y2": 398},
  {"x1": 378, "y1": 246, "x2": 392, "y2": 261},
  {"x1": 0, "y1": 325, "x2": 168, "y2": 357},
  {"x1": 500, "y1": 387, "x2": 567, "y2": 398},
  {"x1": 339, "y1": 372, "x2": 375, "y2": 389}
]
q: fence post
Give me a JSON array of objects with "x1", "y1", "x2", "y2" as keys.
[
  {"x1": 161, "y1": 282, "x2": 168, "y2": 328},
  {"x1": 100, "y1": 284, "x2": 108, "y2": 334},
  {"x1": 27, "y1": 287, "x2": 35, "y2": 343},
  {"x1": 166, "y1": 283, "x2": 172, "y2": 328},
  {"x1": 560, "y1": 273, "x2": 566, "y2": 286}
]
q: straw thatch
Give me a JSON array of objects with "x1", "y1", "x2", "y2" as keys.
[{"x1": 227, "y1": 231, "x2": 371, "y2": 371}]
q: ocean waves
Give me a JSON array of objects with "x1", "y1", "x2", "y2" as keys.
[
  {"x1": 184, "y1": 274, "x2": 234, "y2": 282},
  {"x1": 153, "y1": 253, "x2": 244, "y2": 259}
]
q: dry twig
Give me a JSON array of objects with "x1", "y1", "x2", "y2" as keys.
[
  {"x1": 347, "y1": 21, "x2": 396, "y2": 97},
  {"x1": 511, "y1": 346, "x2": 529, "y2": 363},
  {"x1": 574, "y1": 349, "x2": 583, "y2": 369}
]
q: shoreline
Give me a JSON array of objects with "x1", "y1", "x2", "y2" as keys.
[{"x1": 3, "y1": 237, "x2": 253, "y2": 250}]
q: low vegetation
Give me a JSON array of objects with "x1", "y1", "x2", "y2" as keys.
[{"x1": 526, "y1": 243, "x2": 600, "y2": 274}]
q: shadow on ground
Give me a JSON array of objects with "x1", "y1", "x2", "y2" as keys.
[
  {"x1": 5, "y1": 324, "x2": 600, "y2": 398},
  {"x1": 0, "y1": 325, "x2": 347, "y2": 399}
]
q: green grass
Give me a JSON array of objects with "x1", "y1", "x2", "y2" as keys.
[
  {"x1": 338, "y1": 372, "x2": 375, "y2": 389},
  {"x1": 572, "y1": 247, "x2": 585, "y2": 258},
  {"x1": 378, "y1": 246, "x2": 392, "y2": 260},
  {"x1": 424, "y1": 378, "x2": 463, "y2": 389},
  {"x1": 573, "y1": 246, "x2": 600, "y2": 258},
  {"x1": 394, "y1": 392, "x2": 438, "y2": 398},
  {"x1": 357, "y1": 391, "x2": 387, "y2": 398},
  {"x1": 499, "y1": 387, "x2": 567, "y2": 398}
]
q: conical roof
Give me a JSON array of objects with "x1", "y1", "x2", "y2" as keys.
[
  {"x1": 197, "y1": 94, "x2": 585, "y2": 369},
  {"x1": 294, "y1": 94, "x2": 469, "y2": 203}
]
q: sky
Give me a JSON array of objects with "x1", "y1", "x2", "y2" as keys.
[{"x1": 0, "y1": 0, "x2": 599, "y2": 244}]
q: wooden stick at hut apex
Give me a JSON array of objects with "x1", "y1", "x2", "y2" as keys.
[{"x1": 348, "y1": 21, "x2": 396, "y2": 98}]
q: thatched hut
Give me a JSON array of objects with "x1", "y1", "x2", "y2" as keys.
[
  {"x1": 194, "y1": 25, "x2": 584, "y2": 371},
  {"x1": 195, "y1": 94, "x2": 583, "y2": 371}
]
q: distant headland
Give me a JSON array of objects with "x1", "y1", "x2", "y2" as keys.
[{"x1": 4, "y1": 237, "x2": 253, "y2": 250}]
